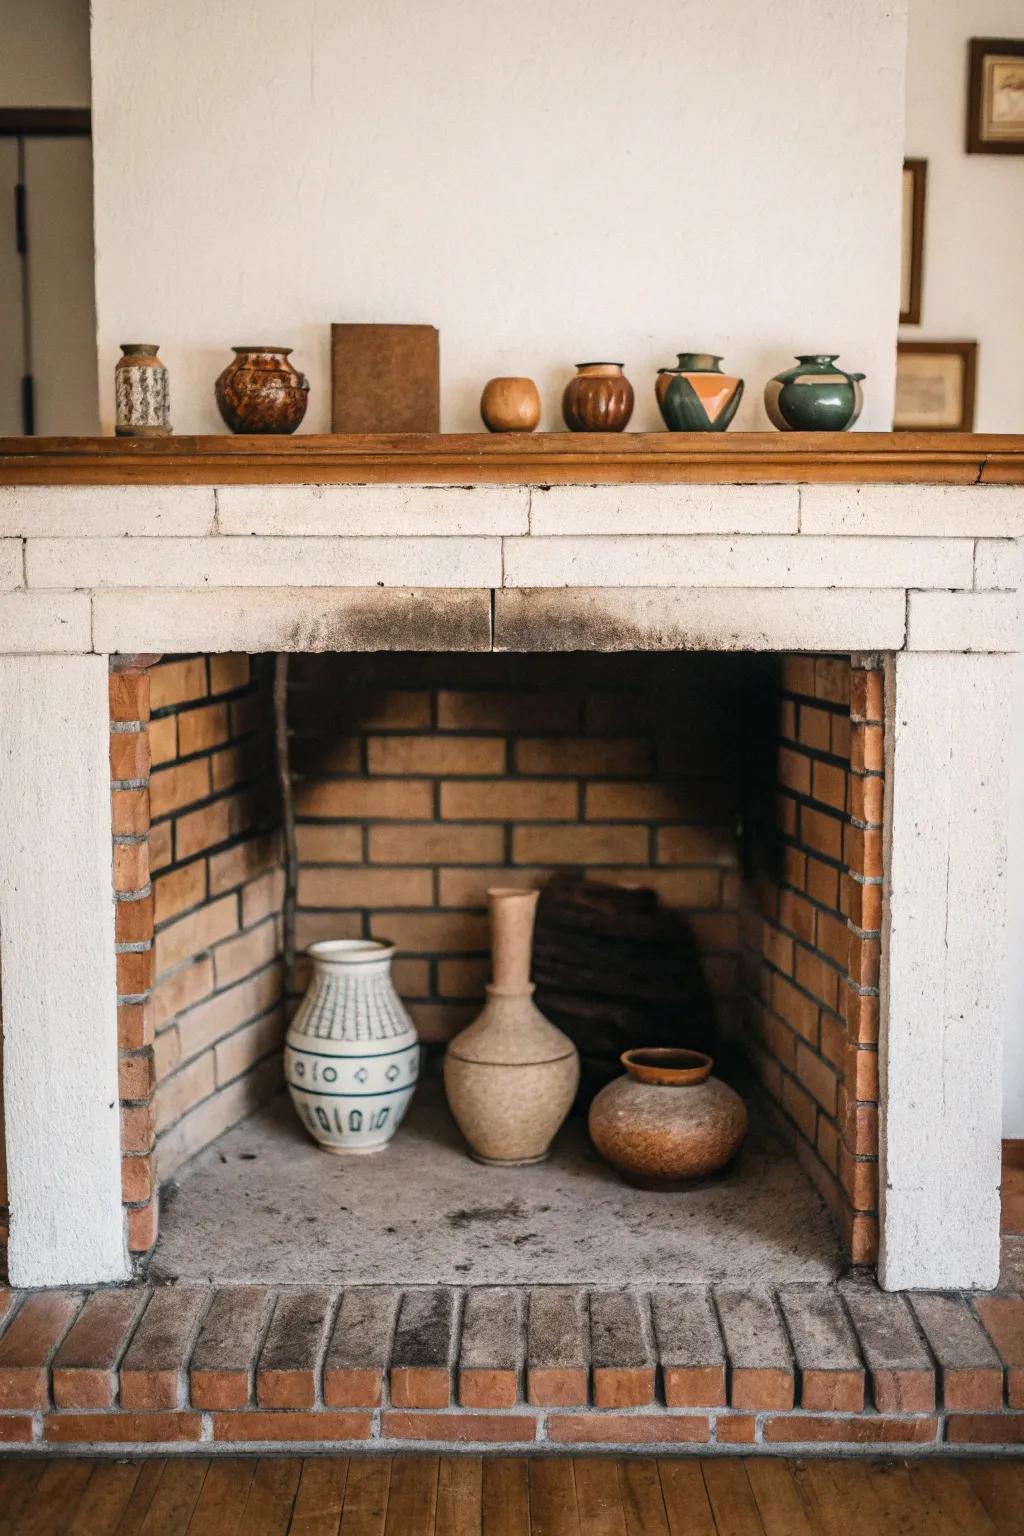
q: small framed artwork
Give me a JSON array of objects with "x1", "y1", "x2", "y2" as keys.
[
  {"x1": 894, "y1": 341, "x2": 978, "y2": 432},
  {"x1": 967, "y1": 38, "x2": 1024, "y2": 153},
  {"x1": 900, "y1": 159, "x2": 927, "y2": 323}
]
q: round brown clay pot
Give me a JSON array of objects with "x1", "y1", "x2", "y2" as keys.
[
  {"x1": 480, "y1": 377, "x2": 541, "y2": 433},
  {"x1": 215, "y1": 346, "x2": 309, "y2": 434},
  {"x1": 588, "y1": 1048, "x2": 747, "y2": 1189},
  {"x1": 562, "y1": 362, "x2": 634, "y2": 432},
  {"x1": 443, "y1": 888, "x2": 580, "y2": 1165}
]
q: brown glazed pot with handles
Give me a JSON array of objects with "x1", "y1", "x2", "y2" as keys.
[
  {"x1": 588, "y1": 1047, "x2": 747, "y2": 1189},
  {"x1": 215, "y1": 346, "x2": 309, "y2": 434},
  {"x1": 562, "y1": 361, "x2": 634, "y2": 431}
]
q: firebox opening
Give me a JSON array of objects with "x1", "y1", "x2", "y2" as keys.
[{"x1": 113, "y1": 648, "x2": 880, "y2": 1287}]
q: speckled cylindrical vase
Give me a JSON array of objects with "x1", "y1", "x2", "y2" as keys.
[
  {"x1": 115, "y1": 344, "x2": 171, "y2": 437},
  {"x1": 588, "y1": 1048, "x2": 747, "y2": 1189},
  {"x1": 443, "y1": 889, "x2": 580, "y2": 1165}
]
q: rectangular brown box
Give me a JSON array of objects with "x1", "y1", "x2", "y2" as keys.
[{"x1": 331, "y1": 323, "x2": 439, "y2": 433}]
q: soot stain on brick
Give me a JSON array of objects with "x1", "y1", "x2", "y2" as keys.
[
  {"x1": 447, "y1": 1200, "x2": 527, "y2": 1228},
  {"x1": 284, "y1": 591, "x2": 491, "y2": 653}
]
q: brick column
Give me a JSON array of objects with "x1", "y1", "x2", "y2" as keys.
[
  {"x1": 0, "y1": 655, "x2": 129, "y2": 1285},
  {"x1": 880, "y1": 651, "x2": 1013, "y2": 1291}
]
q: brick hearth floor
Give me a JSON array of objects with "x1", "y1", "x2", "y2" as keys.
[{"x1": 0, "y1": 1268, "x2": 1023, "y2": 1455}]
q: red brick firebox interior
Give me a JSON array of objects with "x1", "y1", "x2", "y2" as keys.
[{"x1": 0, "y1": 649, "x2": 883, "y2": 1276}]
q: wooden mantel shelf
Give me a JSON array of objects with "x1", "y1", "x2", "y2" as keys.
[{"x1": 1, "y1": 432, "x2": 1023, "y2": 486}]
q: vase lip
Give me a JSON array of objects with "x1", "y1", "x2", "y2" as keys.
[
  {"x1": 487, "y1": 885, "x2": 540, "y2": 902},
  {"x1": 621, "y1": 1047, "x2": 714, "y2": 1086},
  {"x1": 120, "y1": 343, "x2": 160, "y2": 355},
  {"x1": 663, "y1": 352, "x2": 724, "y2": 372},
  {"x1": 231, "y1": 345, "x2": 293, "y2": 355},
  {"x1": 574, "y1": 360, "x2": 625, "y2": 371},
  {"x1": 307, "y1": 938, "x2": 395, "y2": 965},
  {"x1": 795, "y1": 353, "x2": 840, "y2": 364}
]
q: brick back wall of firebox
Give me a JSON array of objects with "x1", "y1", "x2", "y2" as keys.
[{"x1": 286, "y1": 653, "x2": 747, "y2": 1042}]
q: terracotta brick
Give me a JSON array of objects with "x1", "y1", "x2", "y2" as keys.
[
  {"x1": 296, "y1": 823, "x2": 364, "y2": 863},
  {"x1": 762, "y1": 1013, "x2": 797, "y2": 1073},
  {"x1": 798, "y1": 705, "x2": 832, "y2": 752},
  {"x1": 872, "y1": 1369, "x2": 937, "y2": 1414},
  {"x1": 113, "y1": 839, "x2": 150, "y2": 893},
  {"x1": 209, "y1": 653, "x2": 251, "y2": 695},
  {"x1": 255, "y1": 1289, "x2": 333, "y2": 1410},
  {"x1": 110, "y1": 669, "x2": 151, "y2": 723},
  {"x1": 794, "y1": 948, "x2": 840, "y2": 1012},
  {"x1": 848, "y1": 774, "x2": 883, "y2": 827},
  {"x1": 296, "y1": 778, "x2": 433, "y2": 820},
  {"x1": 122, "y1": 1153, "x2": 154, "y2": 1204},
  {"x1": 839, "y1": 1143, "x2": 878, "y2": 1212},
  {"x1": 120, "y1": 1289, "x2": 207, "y2": 1411},
  {"x1": 847, "y1": 878, "x2": 882, "y2": 933},
  {"x1": 763, "y1": 1415, "x2": 937, "y2": 1445},
  {"x1": 845, "y1": 1044, "x2": 879, "y2": 1103},
  {"x1": 796, "y1": 1043, "x2": 838, "y2": 1115},
  {"x1": 155, "y1": 1051, "x2": 216, "y2": 1132},
  {"x1": 45, "y1": 1410, "x2": 203, "y2": 1443},
  {"x1": 121, "y1": 1102, "x2": 155, "y2": 1154},
  {"x1": 779, "y1": 698, "x2": 796, "y2": 739},
  {"x1": 178, "y1": 702, "x2": 229, "y2": 757},
  {"x1": 848, "y1": 1213, "x2": 879, "y2": 1265},
  {"x1": 391, "y1": 1368, "x2": 451, "y2": 1409},
  {"x1": 149, "y1": 819, "x2": 173, "y2": 872},
  {"x1": 112, "y1": 787, "x2": 150, "y2": 836},
  {"x1": 975, "y1": 1296, "x2": 1024, "y2": 1407},
  {"x1": 213, "y1": 918, "x2": 279, "y2": 989},
  {"x1": 800, "y1": 1371, "x2": 865, "y2": 1413},
  {"x1": 819, "y1": 1014, "x2": 847, "y2": 1071},
  {"x1": 151, "y1": 955, "x2": 215, "y2": 1029},
  {"x1": 777, "y1": 794, "x2": 797, "y2": 836},
  {"x1": 816, "y1": 1117, "x2": 840, "y2": 1175},
  {"x1": 815, "y1": 657, "x2": 851, "y2": 705},
  {"x1": 150, "y1": 759, "x2": 212, "y2": 818},
  {"x1": 851, "y1": 668, "x2": 884, "y2": 723},
  {"x1": 154, "y1": 862, "x2": 207, "y2": 926},
  {"x1": 110, "y1": 729, "x2": 151, "y2": 783},
  {"x1": 209, "y1": 745, "x2": 248, "y2": 792},
  {"x1": 118, "y1": 1001, "x2": 155, "y2": 1051},
  {"x1": 782, "y1": 655, "x2": 816, "y2": 695},
  {"x1": 811, "y1": 760, "x2": 847, "y2": 812},
  {"x1": 782, "y1": 1075, "x2": 817, "y2": 1143},
  {"x1": 52, "y1": 1290, "x2": 145, "y2": 1410},
  {"x1": 762, "y1": 925, "x2": 794, "y2": 977},
  {"x1": 782, "y1": 846, "x2": 807, "y2": 889},
  {"x1": 850, "y1": 724, "x2": 884, "y2": 774},
  {"x1": 527, "y1": 1367, "x2": 588, "y2": 1406},
  {"x1": 805, "y1": 857, "x2": 839, "y2": 909},
  {"x1": 155, "y1": 894, "x2": 238, "y2": 977},
  {"x1": 369, "y1": 911, "x2": 490, "y2": 955},
  {"x1": 298, "y1": 866, "x2": 433, "y2": 910},
  {"x1": 149, "y1": 714, "x2": 177, "y2": 765},
  {"x1": 0, "y1": 1292, "x2": 82, "y2": 1408},
  {"x1": 127, "y1": 1201, "x2": 159, "y2": 1253},
  {"x1": 663, "y1": 1366, "x2": 726, "y2": 1409},
  {"x1": 459, "y1": 1370, "x2": 520, "y2": 1409},
  {"x1": 800, "y1": 805, "x2": 843, "y2": 861},
  {"x1": 437, "y1": 689, "x2": 574, "y2": 732},
  {"x1": 512, "y1": 824, "x2": 648, "y2": 865},
  {"x1": 771, "y1": 973, "x2": 818, "y2": 1043},
  {"x1": 241, "y1": 867, "x2": 285, "y2": 928},
  {"x1": 0, "y1": 1416, "x2": 32, "y2": 1443},
  {"x1": 843, "y1": 985, "x2": 880, "y2": 1046},
  {"x1": 366, "y1": 734, "x2": 505, "y2": 776},
  {"x1": 119, "y1": 1049, "x2": 155, "y2": 1102},
  {"x1": 547, "y1": 1414, "x2": 709, "y2": 1445},
  {"x1": 831, "y1": 714, "x2": 851, "y2": 758},
  {"x1": 515, "y1": 737, "x2": 650, "y2": 776},
  {"x1": 174, "y1": 800, "x2": 232, "y2": 860},
  {"x1": 945, "y1": 1414, "x2": 1024, "y2": 1445},
  {"x1": 731, "y1": 1369, "x2": 794, "y2": 1411},
  {"x1": 116, "y1": 891, "x2": 155, "y2": 945},
  {"x1": 778, "y1": 748, "x2": 811, "y2": 796},
  {"x1": 656, "y1": 824, "x2": 739, "y2": 867},
  {"x1": 815, "y1": 910, "x2": 849, "y2": 969},
  {"x1": 437, "y1": 868, "x2": 544, "y2": 911},
  {"x1": 848, "y1": 934, "x2": 881, "y2": 990},
  {"x1": 438, "y1": 779, "x2": 574, "y2": 822},
  {"x1": 778, "y1": 889, "x2": 815, "y2": 945},
  {"x1": 150, "y1": 657, "x2": 207, "y2": 711},
  {"x1": 715, "y1": 1413, "x2": 758, "y2": 1443}
]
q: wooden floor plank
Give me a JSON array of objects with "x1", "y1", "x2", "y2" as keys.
[
  {"x1": 572, "y1": 1459, "x2": 626, "y2": 1536},
  {"x1": 529, "y1": 1460, "x2": 579, "y2": 1536},
  {"x1": 137, "y1": 1459, "x2": 211, "y2": 1536},
  {"x1": 743, "y1": 1460, "x2": 816, "y2": 1536},
  {"x1": 288, "y1": 1459, "x2": 349, "y2": 1536},
  {"x1": 68, "y1": 1462, "x2": 145, "y2": 1536},
  {"x1": 482, "y1": 1457, "x2": 530, "y2": 1536},
  {"x1": 962, "y1": 1460, "x2": 1024, "y2": 1536},
  {"x1": 857, "y1": 1462, "x2": 933, "y2": 1536},
  {"x1": 12, "y1": 1458, "x2": 93, "y2": 1536},
  {"x1": 186, "y1": 1459, "x2": 258, "y2": 1536},
  {"x1": 617, "y1": 1459, "x2": 669, "y2": 1536},
  {"x1": 382, "y1": 1457, "x2": 438, "y2": 1536},
  {"x1": 338, "y1": 1458, "x2": 391, "y2": 1536},
  {"x1": 700, "y1": 1459, "x2": 766, "y2": 1536},
  {"x1": 116, "y1": 1461, "x2": 169, "y2": 1536},
  {"x1": 0, "y1": 1461, "x2": 48, "y2": 1536},
  {"x1": 909, "y1": 1463, "x2": 998, "y2": 1536},
  {"x1": 435, "y1": 1457, "x2": 482, "y2": 1536},
  {"x1": 241, "y1": 1459, "x2": 303, "y2": 1536},
  {"x1": 657, "y1": 1460, "x2": 717, "y2": 1536}
]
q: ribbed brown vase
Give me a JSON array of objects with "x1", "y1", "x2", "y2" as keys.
[{"x1": 562, "y1": 362, "x2": 634, "y2": 432}]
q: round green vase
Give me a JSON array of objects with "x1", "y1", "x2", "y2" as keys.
[
  {"x1": 656, "y1": 353, "x2": 744, "y2": 432},
  {"x1": 764, "y1": 355, "x2": 865, "y2": 432}
]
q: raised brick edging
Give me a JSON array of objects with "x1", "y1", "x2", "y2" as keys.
[{"x1": 0, "y1": 1281, "x2": 1021, "y2": 1453}]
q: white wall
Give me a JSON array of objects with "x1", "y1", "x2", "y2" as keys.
[
  {"x1": 0, "y1": 0, "x2": 91, "y2": 108},
  {"x1": 89, "y1": 0, "x2": 908, "y2": 435},
  {"x1": 904, "y1": 1, "x2": 1024, "y2": 1136}
]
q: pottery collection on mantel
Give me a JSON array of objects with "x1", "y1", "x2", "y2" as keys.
[{"x1": 443, "y1": 888, "x2": 580, "y2": 1165}]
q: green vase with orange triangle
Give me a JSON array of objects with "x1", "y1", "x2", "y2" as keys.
[{"x1": 656, "y1": 353, "x2": 744, "y2": 432}]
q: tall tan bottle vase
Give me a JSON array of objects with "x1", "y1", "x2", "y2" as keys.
[{"x1": 443, "y1": 888, "x2": 580, "y2": 1165}]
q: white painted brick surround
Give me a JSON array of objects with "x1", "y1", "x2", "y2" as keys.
[{"x1": 0, "y1": 476, "x2": 1019, "y2": 1290}]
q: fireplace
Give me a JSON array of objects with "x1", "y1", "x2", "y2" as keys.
[{"x1": 0, "y1": 433, "x2": 1018, "y2": 1303}]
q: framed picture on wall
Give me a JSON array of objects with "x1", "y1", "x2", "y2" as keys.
[
  {"x1": 900, "y1": 159, "x2": 926, "y2": 323},
  {"x1": 894, "y1": 341, "x2": 978, "y2": 432},
  {"x1": 967, "y1": 38, "x2": 1024, "y2": 153}
]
